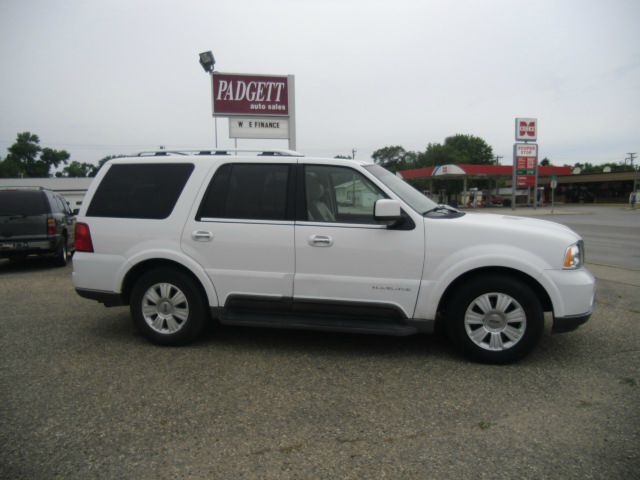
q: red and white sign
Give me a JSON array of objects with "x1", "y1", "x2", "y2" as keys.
[
  {"x1": 516, "y1": 118, "x2": 537, "y2": 141},
  {"x1": 213, "y1": 73, "x2": 289, "y2": 116},
  {"x1": 514, "y1": 143, "x2": 538, "y2": 187}
]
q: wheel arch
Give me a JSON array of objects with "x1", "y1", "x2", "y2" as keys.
[
  {"x1": 121, "y1": 258, "x2": 215, "y2": 308},
  {"x1": 437, "y1": 266, "x2": 553, "y2": 319}
]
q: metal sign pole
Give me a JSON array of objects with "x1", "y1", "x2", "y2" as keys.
[
  {"x1": 534, "y1": 143, "x2": 538, "y2": 210},
  {"x1": 511, "y1": 144, "x2": 516, "y2": 211},
  {"x1": 288, "y1": 75, "x2": 296, "y2": 151},
  {"x1": 210, "y1": 72, "x2": 218, "y2": 148}
]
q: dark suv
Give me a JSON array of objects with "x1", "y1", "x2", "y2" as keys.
[{"x1": 0, "y1": 188, "x2": 75, "y2": 266}]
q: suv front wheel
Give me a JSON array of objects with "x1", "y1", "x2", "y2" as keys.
[
  {"x1": 130, "y1": 268, "x2": 207, "y2": 345},
  {"x1": 446, "y1": 275, "x2": 544, "y2": 364}
]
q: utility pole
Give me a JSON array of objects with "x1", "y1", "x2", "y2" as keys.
[
  {"x1": 495, "y1": 155, "x2": 503, "y2": 165},
  {"x1": 627, "y1": 152, "x2": 638, "y2": 207},
  {"x1": 352, "y1": 148, "x2": 357, "y2": 160}
]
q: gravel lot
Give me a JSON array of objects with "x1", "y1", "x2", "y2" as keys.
[{"x1": 1, "y1": 258, "x2": 639, "y2": 479}]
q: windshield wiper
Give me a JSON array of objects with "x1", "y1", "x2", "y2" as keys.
[{"x1": 422, "y1": 204, "x2": 460, "y2": 215}]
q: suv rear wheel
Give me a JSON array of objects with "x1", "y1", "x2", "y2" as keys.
[
  {"x1": 130, "y1": 268, "x2": 207, "y2": 345},
  {"x1": 446, "y1": 275, "x2": 544, "y2": 364}
]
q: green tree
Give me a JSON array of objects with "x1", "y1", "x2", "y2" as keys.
[
  {"x1": 441, "y1": 134, "x2": 493, "y2": 164},
  {"x1": 540, "y1": 157, "x2": 551, "y2": 166},
  {"x1": 414, "y1": 134, "x2": 494, "y2": 168},
  {"x1": 0, "y1": 132, "x2": 70, "y2": 177},
  {"x1": 57, "y1": 161, "x2": 94, "y2": 177},
  {"x1": 371, "y1": 145, "x2": 416, "y2": 172}
]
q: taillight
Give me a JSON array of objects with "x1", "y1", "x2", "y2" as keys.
[
  {"x1": 47, "y1": 217, "x2": 56, "y2": 235},
  {"x1": 75, "y1": 222, "x2": 94, "y2": 253}
]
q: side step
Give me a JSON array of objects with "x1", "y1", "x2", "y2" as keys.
[{"x1": 217, "y1": 311, "x2": 418, "y2": 336}]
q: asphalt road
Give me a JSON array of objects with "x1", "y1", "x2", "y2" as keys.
[{"x1": 1, "y1": 258, "x2": 639, "y2": 479}]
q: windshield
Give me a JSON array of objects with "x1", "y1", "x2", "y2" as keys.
[{"x1": 364, "y1": 165, "x2": 437, "y2": 214}]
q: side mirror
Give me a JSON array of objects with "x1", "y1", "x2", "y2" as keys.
[
  {"x1": 374, "y1": 199, "x2": 402, "y2": 224},
  {"x1": 72, "y1": 209, "x2": 80, "y2": 216}
]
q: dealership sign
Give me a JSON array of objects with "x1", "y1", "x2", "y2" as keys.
[
  {"x1": 515, "y1": 118, "x2": 537, "y2": 141},
  {"x1": 514, "y1": 143, "x2": 538, "y2": 187},
  {"x1": 229, "y1": 117, "x2": 289, "y2": 139},
  {"x1": 213, "y1": 73, "x2": 289, "y2": 116}
]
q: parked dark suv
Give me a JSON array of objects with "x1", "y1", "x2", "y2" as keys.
[{"x1": 0, "y1": 188, "x2": 75, "y2": 266}]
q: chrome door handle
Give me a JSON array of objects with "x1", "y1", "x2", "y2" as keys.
[
  {"x1": 309, "y1": 235, "x2": 333, "y2": 247},
  {"x1": 192, "y1": 230, "x2": 213, "y2": 242}
]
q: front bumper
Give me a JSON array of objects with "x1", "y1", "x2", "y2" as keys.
[{"x1": 553, "y1": 312, "x2": 592, "y2": 333}]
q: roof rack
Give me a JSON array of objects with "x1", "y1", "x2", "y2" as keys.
[
  {"x1": 135, "y1": 149, "x2": 304, "y2": 157},
  {"x1": 0, "y1": 185, "x2": 50, "y2": 191}
]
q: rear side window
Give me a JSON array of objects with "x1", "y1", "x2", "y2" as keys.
[
  {"x1": 87, "y1": 164, "x2": 194, "y2": 219},
  {"x1": 0, "y1": 191, "x2": 48, "y2": 216},
  {"x1": 197, "y1": 163, "x2": 292, "y2": 221}
]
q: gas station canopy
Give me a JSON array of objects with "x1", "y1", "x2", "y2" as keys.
[{"x1": 398, "y1": 164, "x2": 571, "y2": 181}]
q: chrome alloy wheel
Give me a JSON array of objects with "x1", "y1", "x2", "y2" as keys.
[
  {"x1": 141, "y1": 283, "x2": 190, "y2": 334},
  {"x1": 464, "y1": 292, "x2": 527, "y2": 351}
]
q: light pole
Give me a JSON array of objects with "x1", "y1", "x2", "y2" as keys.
[
  {"x1": 627, "y1": 152, "x2": 638, "y2": 208},
  {"x1": 199, "y1": 51, "x2": 217, "y2": 148}
]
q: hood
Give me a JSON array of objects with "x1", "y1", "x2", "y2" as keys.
[
  {"x1": 424, "y1": 212, "x2": 582, "y2": 271},
  {"x1": 462, "y1": 213, "x2": 577, "y2": 239}
]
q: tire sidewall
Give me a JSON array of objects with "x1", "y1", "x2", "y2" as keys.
[
  {"x1": 130, "y1": 268, "x2": 207, "y2": 346},
  {"x1": 446, "y1": 275, "x2": 544, "y2": 364},
  {"x1": 53, "y1": 238, "x2": 67, "y2": 267}
]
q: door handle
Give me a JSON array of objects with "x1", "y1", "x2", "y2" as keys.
[
  {"x1": 192, "y1": 230, "x2": 213, "y2": 242},
  {"x1": 309, "y1": 235, "x2": 333, "y2": 247}
]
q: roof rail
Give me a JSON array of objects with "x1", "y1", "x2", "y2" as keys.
[
  {"x1": 135, "y1": 149, "x2": 304, "y2": 157},
  {"x1": 0, "y1": 185, "x2": 49, "y2": 191}
]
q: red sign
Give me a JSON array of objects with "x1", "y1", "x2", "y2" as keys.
[
  {"x1": 213, "y1": 73, "x2": 289, "y2": 116},
  {"x1": 515, "y1": 118, "x2": 537, "y2": 141},
  {"x1": 514, "y1": 142, "x2": 538, "y2": 187},
  {"x1": 516, "y1": 173, "x2": 536, "y2": 187}
]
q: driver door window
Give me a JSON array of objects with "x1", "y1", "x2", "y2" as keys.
[{"x1": 304, "y1": 165, "x2": 386, "y2": 224}]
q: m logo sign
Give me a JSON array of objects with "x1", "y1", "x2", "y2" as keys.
[{"x1": 515, "y1": 118, "x2": 537, "y2": 141}]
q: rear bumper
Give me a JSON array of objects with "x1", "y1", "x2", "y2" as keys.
[
  {"x1": 75, "y1": 288, "x2": 125, "y2": 307},
  {"x1": 0, "y1": 239, "x2": 56, "y2": 255},
  {"x1": 553, "y1": 312, "x2": 591, "y2": 333}
]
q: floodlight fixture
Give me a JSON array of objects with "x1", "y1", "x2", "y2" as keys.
[{"x1": 199, "y1": 51, "x2": 215, "y2": 73}]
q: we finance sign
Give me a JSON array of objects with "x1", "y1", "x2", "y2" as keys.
[{"x1": 213, "y1": 73, "x2": 289, "y2": 116}]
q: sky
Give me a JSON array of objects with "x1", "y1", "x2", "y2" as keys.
[{"x1": 1, "y1": 0, "x2": 639, "y2": 168}]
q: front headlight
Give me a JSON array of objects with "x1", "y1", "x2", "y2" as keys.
[{"x1": 563, "y1": 240, "x2": 584, "y2": 269}]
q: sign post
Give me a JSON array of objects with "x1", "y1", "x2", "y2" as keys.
[
  {"x1": 211, "y1": 72, "x2": 296, "y2": 150},
  {"x1": 512, "y1": 118, "x2": 538, "y2": 210},
  {"x1": 550, "y1": 174, "x2": 557, "y2": 213}
]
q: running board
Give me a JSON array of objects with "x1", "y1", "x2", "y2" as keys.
[{"x1": 217, "y1": 311, "x2": 419, "y2": 336}]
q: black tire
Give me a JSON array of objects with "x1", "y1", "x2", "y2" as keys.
[
  {"x1": 445, "y1": 275, "x2": 544, "y2": 364},
  {"x1": 130, "y1": 268, "x2": 207, "y2": 346},
  {"x1": 53, "y1": 237, "x2": 68, "y2": 267}
]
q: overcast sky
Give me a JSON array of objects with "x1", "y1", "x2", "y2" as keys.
[{"x1": 1, "y1": 0, "x2": 638, "y2": 168}]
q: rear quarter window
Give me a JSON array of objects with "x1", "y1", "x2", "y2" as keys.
[
  {"x1": 86, "y1": 163, "x2": 194, "y2": 219},
  {"x1": 0, "y1": 190, "x2": 49, "y2": 216}
]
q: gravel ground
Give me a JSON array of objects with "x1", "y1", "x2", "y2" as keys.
[{"x1": 1, "y1": 258, "x2": 639, "y2": 479}]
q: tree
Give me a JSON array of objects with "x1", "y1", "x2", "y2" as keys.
[
  {"x1": 371, "y1": 145, "x2": 414, "y2": 172},
  {"x1": 0, "y1": 132, "x2": 70, "y2": 177},
  {"x1": 540, "y1": 157, "x2": 551, "y2": 166},
  {"x1": 414, "y1": 134, "x2": 494, "y2": 168},
  {"x1": 57, "y1": 161, "x2": 94, "y2": 177}
]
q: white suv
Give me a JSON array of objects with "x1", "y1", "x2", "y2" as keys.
[{"x1": 72, "y1": 150, "x2": 595, "y2": 363}]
